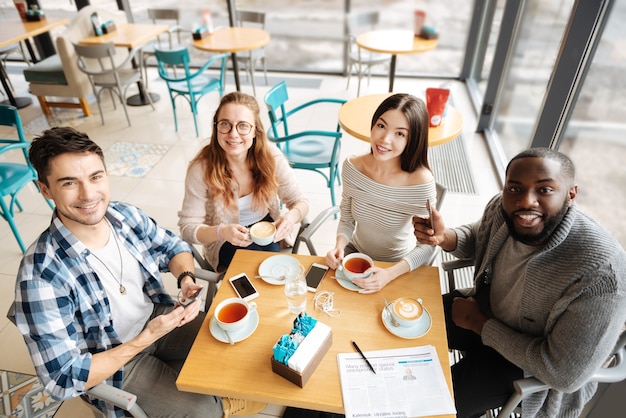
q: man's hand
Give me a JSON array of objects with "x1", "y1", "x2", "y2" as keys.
[
  {"x1": 413, "y1": 206, "x2": 458, "y2": 252},
  {"x1": 143, "y1": 303, "x2": 201, "y2": 342},
  {"x1": 451, "y1": 296, "x2": 489, "y2": 335}
]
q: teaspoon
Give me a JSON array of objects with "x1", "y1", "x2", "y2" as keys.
[{"x1": 382, "y1": 297, "x2": 400, "y2": 327}]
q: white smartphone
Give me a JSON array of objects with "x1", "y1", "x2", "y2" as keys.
[
  {"x1": 179, "y1": 286, "x2": 206, "y2": 307},
  {"x1": 426, "y1": 199, "x2": 433, "y2": 230},
  {"x1": 305, "y1": 262, "x2": 330, "y2": 292},
  {"x1": 229, "y1": 273, "x2": 259, "y2": 301}
]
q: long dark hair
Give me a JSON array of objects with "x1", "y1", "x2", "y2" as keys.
[{"x1": 370, "y1": 93, "x2": 430, "y2": 173}]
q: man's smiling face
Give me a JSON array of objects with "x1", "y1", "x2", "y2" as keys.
[{"x1": 501, "y1": 156, "x2": 577, "y2": 246}]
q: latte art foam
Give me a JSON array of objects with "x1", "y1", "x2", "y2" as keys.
[
  {"x1": 394, "y1": 299, "x2": 422, "y2": 320},
  {"x1": 251, "y1": 222, "x2": 275, "y2": 238}
]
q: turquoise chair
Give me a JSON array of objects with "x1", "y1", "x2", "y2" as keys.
[
  {"x1": 0, "y1": 105, "x2": 54, "y2": 253},
  {"x1": 264, "y1": 81, "x2": 346, "y2": 207},
  {"x1": 154, "y1": 47, "x2": 228, "y2": 137}
]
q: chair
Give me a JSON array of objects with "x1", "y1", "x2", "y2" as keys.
[
  {"x1": 443, "y1": 259, "x2": 626, "y2": 418},
  {"x1": 23, "y1": 6, "x2": 127, "y2": 118},
  {"x1": 141, "y1": 8, "x2": 190, "y2": 90},
  {"x1": 346, "y1": 11, "x2": 391, "y2": 96},
  {"x1": 235, "y1": 9, "x2": 268, "y2": 96},
  {"x1": 264, "y1": 81, "x2": 346, "y2": 207},
  {"x1": 0, "y1": 42, "x2": 30, "y2": 92},
  {"x1": 73, "y1": 42, "x2": 152, "y2": 127},
  {"x1": 491, "y1": 327, "x2": 626, "y2": 418},
  {"x1": 154, "y1": 47, "x2": 228, "y2": 137},
  {"x1": 0, "y1": 104, "x2": 53, "y2": 253}
]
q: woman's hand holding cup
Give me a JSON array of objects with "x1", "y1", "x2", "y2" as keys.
[
  {"x1": 249, "y1": 221, "x2": 276, "y2": 246},
  {"x1": 222, "y1": 223, "x2": 252, "y2": 247}
]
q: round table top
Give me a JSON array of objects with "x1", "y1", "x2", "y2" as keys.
[
  {"x1": 356, "y1": 29, "x2": 438, "y2": 55},
  {"x1": 338, "y1": 93, "x2": 464, "y2": 147},
  {"x1": 193, "y1": 27, "x2": 270, "y2": 53}
]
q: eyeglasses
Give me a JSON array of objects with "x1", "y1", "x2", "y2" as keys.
[{"x1": 215, "y1": 120, "x2": 254, "y2": 135}]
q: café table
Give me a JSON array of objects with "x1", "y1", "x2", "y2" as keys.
[
  {"x1": 79, "y1": 23, "x2": 169, "y2": 106},
  {"x1": 356, "y1": 29, "x2": 437, "y2": 92},
  {"x1": 176, "y1": 250, "x2": 455, "y2": 417},
  {"x1": 193, "y1": 26, "x2": 270, "y2": 92},
  {"x1": 339, "y1": 93, "x2": 464, "y2": 146},
  {"x1": 0, "y1": 17, "x2": 69, "y2": 108}
]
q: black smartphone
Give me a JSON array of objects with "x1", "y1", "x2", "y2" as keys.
[
  {"x1": 179, "y1": 286, "x2": 206, "y2": 307},
  {"x1": 426, "y1": 199, "x2": 433, "y2": 229},
  {"x1": 305, "y1": 262, "x2": 330, "y2": 292},
  {"x1": 229, "y1": 273, "x2": 259, "y2": 301}
]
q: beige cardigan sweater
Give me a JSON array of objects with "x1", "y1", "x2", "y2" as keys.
[{"x1": 178, "y1": 145, "x2": 308, "y2": 272}]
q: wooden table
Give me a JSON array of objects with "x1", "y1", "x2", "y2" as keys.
[
  {"x1": 193, "y1": 27, "x2": 270, "y2": 92},
  {"x1": 80, "y1": 23, "x2": 169, "y2": 106},
  {"x1": 356, "y1": 29, "x2": 437, "y2": 92},
  {"x1": 177, "y1": 250, "x2": 454, "y2": 417},
  {"x1": 339, "y1": 93, "x2": 464, "y2": 146},
  {"x1": 0, "y1": 17, "x2": 69, "y2": 108}
]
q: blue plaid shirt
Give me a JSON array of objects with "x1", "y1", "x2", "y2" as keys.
[{"x1": 13, "y1": 201, "x2": 192, "y2": 417}]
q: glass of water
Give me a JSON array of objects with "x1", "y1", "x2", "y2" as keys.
[{"x1": 284, "y1": 264, "x2": 307, "y2": 314}]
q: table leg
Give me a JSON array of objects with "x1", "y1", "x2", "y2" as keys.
[
  {"x1": 388, "y1": 55, "x2": 397, "y2": 92},
  {"x1": 231, "y1": 52, "x2": 241, "y2": 92},
  {"x1": 126, "y1": 52, "x2": 160, "y2": 106},
  {"x1": 24, "y1": 39, "x2": 38, "y2": 63},
  {"x1": 0, "y1": 62, "x2": 32, "y2": 109}
]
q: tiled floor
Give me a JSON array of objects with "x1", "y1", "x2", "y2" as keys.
[{"x1": 0, "y1": 63, "x2": 499, "y2": 417}]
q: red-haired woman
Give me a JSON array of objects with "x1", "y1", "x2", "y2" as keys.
[{"x1": 179, "y1": 92, "x2": 309, "y2": 272}]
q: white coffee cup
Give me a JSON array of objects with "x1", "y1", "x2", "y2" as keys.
[
  {"x1": 249, "y1": 221, "x2": 276, "y2": 246},
  {"x1": 214, "y1": 297, "x2": 257, "y2": 333},
  {"x1": 390, "y1": 297, "x2": 423, "y2": 327},
  {"x1": 340, "y1": 252, "x2": 374, "y2": 281}
]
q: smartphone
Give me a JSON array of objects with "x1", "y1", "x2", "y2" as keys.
[
  {"x1": 426, "y1": 199, "x2": 433, "y2": 230},
  {"x1": 179, "y1": 286, "x2": 206, "y2": 307},
  {"x1": 229, "y1": 273, "x2": 259, "y2": 301},
  {"x1": 305, "y1": 263, "x2": 330, "y2": 292}
]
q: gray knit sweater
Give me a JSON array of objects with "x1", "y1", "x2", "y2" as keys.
[{"x1": 451, "y1": 194, "x2": 626, "y2": 418}]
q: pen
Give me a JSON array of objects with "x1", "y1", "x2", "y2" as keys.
[{"x1": 351, "y1": 340, "x2": 376, "y2": 374}]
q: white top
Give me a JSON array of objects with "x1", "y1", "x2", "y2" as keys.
[
  {"x1": 238, "y1": 193, "x2": 267, "y2": 227},
  {"x1": 89, "y1": 226, "x2": 153, "y2": 342}
]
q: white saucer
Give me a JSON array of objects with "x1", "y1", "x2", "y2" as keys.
[
  {"x1": 209, "y1": 310, "x2": 259, "y2": 343},
  {"x1": 334, "y1": 267, "x2": 362, "y2": 291},
  {"x1": 381, "y1": 304, "x2": 432, "y2": 339},
  {"x1": 258, "y1": 254, "x2": 301, "y2": 285}
]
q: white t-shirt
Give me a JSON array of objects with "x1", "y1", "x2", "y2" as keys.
[{"x1": 88, "y1": 225, "x2": 153, "y2": 342}]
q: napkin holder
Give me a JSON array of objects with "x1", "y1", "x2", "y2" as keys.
[
  {"x1": 102, "y1": 20, "x2": 117, "y2": 35},
  {"x1": 271, "y1": 328, "x2": 332, "y2": 388},
  {"x1": 192, "y1": 26, "x2": 210, "y2": 40},
  {"x1": 25, "y1": 10, "x2": 45, "y2": 21},
  {"x1": 419, "y1": 25, "x2": 438, "y2": 40}
]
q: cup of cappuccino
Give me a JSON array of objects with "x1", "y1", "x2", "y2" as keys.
[
  {"x1": 391, "y1": 297, "x2": 423, "y2": 327},
  {"x1": 249, "y1": 221, "x2": 276, "y2": 246},
  {"x1": 340, "y1": 252, "x2": 374, "y2": 281}
]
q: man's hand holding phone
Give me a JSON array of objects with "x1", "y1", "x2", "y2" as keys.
[{"x1": 178, "y1": 285, "x2": 206, "y2": 307}]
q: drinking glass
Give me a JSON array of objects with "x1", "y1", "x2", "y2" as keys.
[{"x1": 284, "y1": 264, "x2": 307, "y2": 314}]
